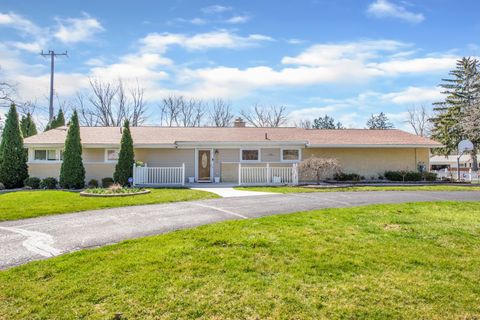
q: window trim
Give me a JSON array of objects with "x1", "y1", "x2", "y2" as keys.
[
  {"x1": 281, "y1": 148, "x2": 301, "y2": 163},
  {"x1": 31, "y1": 148, "x2": 62, "y2": 163},
  {"x1": 105, "y1": 149, "x2": 120, "y2": 163},
  {"x1": 240, "y1": 148, "x2": 261, "y2": 163}
]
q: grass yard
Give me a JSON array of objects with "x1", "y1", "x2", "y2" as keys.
[
  {"x1": 0, "y1": 189, "x2": 219, "y2": 221},
  {"x1": 236, "y1": 185, "x2": 480, "y2": 193},
  {"x1": 1, "y1": 202, "x2": 480, "y2": 319}
]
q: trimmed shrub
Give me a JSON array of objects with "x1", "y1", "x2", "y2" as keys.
[
  {"x1": 0, "y1": 182, "x2": 5, "y2": 190},
  {"x1": 40, "y1": 177, "x2": 58, "y2": 189},
  {"x1": 59, "y1": 111, "x2": 85, "y2": 189},
  {"x1": 405, "y1": 171, "x2": 422, "y2": 181},
  {"x1": 87, "y1": 179, "x2": 99, "y2": 188},
  {"x1": 423, "y1": 172, "x2": 438, "y2": 182},
  {"x1": 384, "y1": 171, "x2": 403, "y2": 181},
  {"x1": 385, "y1": 171, "x2": 423, "y2": 182},
  {"x1": 102, "y1": 177, "x2": 114, "y2": 188},
  {"x1": 114, "y1": 120, "x2": 135, "y2": 186},
  {"x1": 24, "y1": 177, "x2": 41, "y2": 189},
  {"x1": 0, "y1": 104, "x2": 29, "y2": 188},
  {"x1": 334, "y1": 172, "x2": 361, "y2": 182}
]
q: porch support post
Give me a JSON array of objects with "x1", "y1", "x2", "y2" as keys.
[
  {"x1": 238, "y1": 163, "x2": 242, "y2": 185},
  {"x1": 132, "y1": 162, "x2": 137, "y2": 187},
  {"x1": 182, "y1": 163, "x2": 185, "y2": 186},
  {"x1": 293, "y1": 163, "x2": 299, "y2": 185},
  {"x1": 266, "y1": 163, "x2": 270, "y2": 185}
]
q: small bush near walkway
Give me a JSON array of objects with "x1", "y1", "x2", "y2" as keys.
[
  {"x1": 40, "y1": 177, "x2": 58, "y2": 190},
  {"x1": 102, "y1": 177, "x2": 114, "y2": 188},
  {"x1": 24, "y1": 177, "x2": 41, "y2": 189}
]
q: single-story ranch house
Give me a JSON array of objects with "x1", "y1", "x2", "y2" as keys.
[{"x1": 24, "y1": 119, "x2": 441, "y2": 186}]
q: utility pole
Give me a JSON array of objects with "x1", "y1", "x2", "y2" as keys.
[{"x1": 41, "y1": 50, "x2": 67, "y2": 122}]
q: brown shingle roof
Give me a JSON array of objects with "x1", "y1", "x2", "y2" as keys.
[{"x1": 24, "y1": 126, "x2": 442, "y2": 148}]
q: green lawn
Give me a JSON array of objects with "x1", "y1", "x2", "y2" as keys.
[
  {"x1": 236, "y1": 185, "x2": 480, "y2": 193},
  {"x1": 1, "y1": 202, "x2": 480, "y2": 319},
  {"x1": 0, "y1": 189, "x2": 219, "y2": 221}
]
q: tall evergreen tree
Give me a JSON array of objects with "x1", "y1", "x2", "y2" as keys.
[
  {"x1": 59, "y1": 111, "x2": 85, "y2": 189},
  {"x1": 431, "y1": 57, "x2": 480, "y2": 170},
  {"x1": 20, "y1": 113, "x2": 38, "y2": 138},
  {"x1": 0, "y1": 104, "x2": 28, "y2": 188},
  {"x1": 366, "y1": 112, "x2": 394, "y2": 129},
  {"x1": 114, "y1": 120, "x2": 134, "y2": 186},
  {"x1": 45, "y1": 109, "x2": 66, "y2": 131},
  {"x1": 312, "y1": 115, "x2": 344, "y2": 129}
]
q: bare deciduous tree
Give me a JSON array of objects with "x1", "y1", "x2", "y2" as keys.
[
  {"x1": 159, "y1": 95, "x2": 207, "y2": 127},
  {"x1": 299, "y1": 157, "x2": 341, "y2": 184},
  {"x1": 178, "y1": 97, "x2": 205, "y2": 127},
  {"x1": 159, "y1": 95, "x2": 182, "y2": 126},
  {"x1": 240, "y1": 104, "x2": 287, "y2": 127},
  {"x1": 0, "y1": 81, "x2": 15, "y2": 106},
  {"x1": 78, "y1": 78, "x2": 148, "y2": 126},
  {"x1": 130, "y1": 81, "x2": 147, "y2": 126},
  {"x1": 295, "y1": 119, "x2": 313, "y2": 129},
  {"x1": 209, "y1": 98, "x2": 234, "y2": 127},
  {"x1": 406, "y1": 105, "x2": 431, "y2": 137}
]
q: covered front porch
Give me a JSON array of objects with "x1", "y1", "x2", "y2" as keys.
[
  {"x1": 132, "y1": 162, "x2": 299, "y2": 187},
  {"x1": 132, "y1": 146, "x2": 302, "y2": 187}
]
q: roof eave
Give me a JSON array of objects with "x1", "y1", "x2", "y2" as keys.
[{"x1": 306, "y1": 143, "x2": 443, "y2": 148}]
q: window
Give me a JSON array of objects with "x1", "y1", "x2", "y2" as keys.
[
  {"x1": 281, "y1": 149, "x2": 300, "y2": 162},
  {"x1": 34, "y1": 149, "x2": 57, "y2": 161},
  {"x1": 106, "y1": 149, "x2": 120, "y2": 161},
  {"x1": 241, "y1": 149, "x2": 260, "y2": 162}
]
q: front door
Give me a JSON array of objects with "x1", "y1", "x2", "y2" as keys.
[{"x1": 198, "y1": 150, "x2": 211, "y2": 181}]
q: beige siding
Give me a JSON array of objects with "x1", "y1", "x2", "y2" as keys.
[
  {"x1": 83, "y1": 148, "x2": 105, "y2": 162},
  {"x1": 28, "y1": 163, "x2": 116, "y2": 183},
  {"x1": 135, "y1": 148, "x2": 195, "y2": 179},
  {"x1": 303, "y1": 147, "x2": 430, "y2": 178},
  {"x1": 214, "y1": 149, "x2": 239, "y2": 177}
]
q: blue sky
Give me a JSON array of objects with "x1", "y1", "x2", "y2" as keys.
[{"x1": 0, "y1": 0, "x2": 479, "y2": 129}]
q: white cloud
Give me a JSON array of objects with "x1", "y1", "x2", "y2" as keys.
[
  {"x1": 0, "y1": 12, "x2": 43, "y2": 37},
  {"x1": 282, "y1": 40, "x2": 406, "y2": 66},
  {"x1": 54, "y1": 13, "x2": 104, "y2": 44},
  {"x1": 201, "y1": 5, "x2": 232, "y2": 14},
  {"x1": 367, "y1": 0, "x2": 424, "y2": 23},
  {"x1": 140, "y1": 30, "x2": 273, "y2": 53},
  {"x1": 178, "y1": 40, "x2": 456, "y2": 99},
  {"x1": 381, "y1": 86, "x2": 444, "y2": 104},
  {"x1": 371, "y1": 56, "x2": 457, "y2": 74},
  {"x1": 225, "y1": 15, "x2": 250, "y2": 24}
]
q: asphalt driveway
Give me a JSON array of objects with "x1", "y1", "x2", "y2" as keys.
[{"x1": 0, "y1": 190, "x2": 479, "y2": 269}]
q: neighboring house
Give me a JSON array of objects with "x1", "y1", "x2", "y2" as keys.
[
  {"x1": 24, "y1": 118, "x2": 441, "y2": 185},
  {"x1": 430, "y1": 154, "x2": 479, "y2": 171}
]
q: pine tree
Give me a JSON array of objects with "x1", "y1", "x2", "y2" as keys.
[
  {"x1": 20, "y1": 113, "x2": 38, "y2": 138},
  {"x1": 45, "y1": 109, "x2": 66, "y2": 131},
  {"x1": 366, "y1": 112, "x2": 394, "y2": 129},
  {"x1": 114, "y1": 120, "x2": 134, "y2": 186},
  {"x1": 431, "y1": 57, "x2": 480, "y2": 170},
  {"x1": 312, "y1": 115, "x2": 344, "y2": 129},
  {"x1": 0, "y1": 104, "x2": 29, "y2": 188},
  {"x1": 59, "y1": 111, "x2": 85, "y2": 189}
]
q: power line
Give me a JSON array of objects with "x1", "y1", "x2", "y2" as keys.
[{"x1": 40, "y1": 50, "x2": 67, "y2": 122}]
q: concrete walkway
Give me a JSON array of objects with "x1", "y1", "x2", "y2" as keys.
[
  {"x1": 190, "y1": 186, "x2": 274, "y2": 197},
  {"x1": 0, "y1": 190, "x2": 479, "y2": 269}
]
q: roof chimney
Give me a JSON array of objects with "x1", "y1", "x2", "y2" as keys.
[{"x1": 234, "y1": 117, "x2": 246, "y2": 128}]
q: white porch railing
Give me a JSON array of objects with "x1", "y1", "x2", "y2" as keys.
[
  {"x1": 133, "y1": 163, "x2": 185, "y2": 186},
  {"x1": 238, "y1": 163, "x2": 299, "y2": 185}
]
